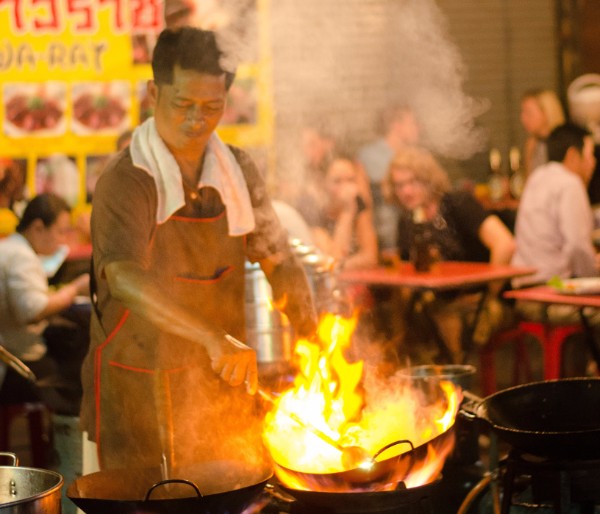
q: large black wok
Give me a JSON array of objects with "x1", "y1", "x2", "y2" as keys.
[
  {"x1": 67, "y1": 460, "x2": 272, "y2": 514},
  {"x1": 460, "y1": 377, "x2": 600, "y2": 458}
]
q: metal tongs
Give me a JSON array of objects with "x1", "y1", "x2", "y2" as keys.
[{"x1": 0, "y1": 344, "x2": 37, "y2": 383}]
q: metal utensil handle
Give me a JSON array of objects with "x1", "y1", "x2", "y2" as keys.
[
  {"x1": 0, "y1": 452, "x2": 19, "y2": 466},
  {"x1": 0, "y1": 345, "x2": 37, "y2": 382},
  {"x1": 372, "y1": 439, "x2": 415, "y2": 460},
  {"x1": 144, "y1": 479, "x2": 203, "y2": 501}
]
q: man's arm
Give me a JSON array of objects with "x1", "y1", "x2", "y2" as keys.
[
  {"x1": 104, "y1": 260, "x2": 258, "y2": 393},
  {"x1": 32, "y1": 273, "x2": 90, "y2": 322}
]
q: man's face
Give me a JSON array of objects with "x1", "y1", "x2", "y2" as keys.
[
  {"x1": 149, "y1": 66, "x2": 227, "y2": 160},
  {"x1": 391, "y1": 111, "x2": 420, "y2": 144},
  {"x1": 34, "y1": 211, "x2": 71, "y2": 256},
  {"x1": 302, "y1": 129, "x2": 333, "y2": 168},
  {"x1": 391, "y1": 167, "x2": 427, "y2": 211}
]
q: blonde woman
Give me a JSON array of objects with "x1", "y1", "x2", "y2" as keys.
[
  {"x1": 520, "y1": 88, "x2": 566, "y2": 175},
  {"x1": 382, "y1": 147, "x2": 514, "y2": 267},
  {"x1": 382, "y1": 147, "x2": 515, "y2": 361}
]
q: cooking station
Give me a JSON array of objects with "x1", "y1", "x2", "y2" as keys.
[{"x1": 60, "y1": 244, "x2": 600, "y2": 514}]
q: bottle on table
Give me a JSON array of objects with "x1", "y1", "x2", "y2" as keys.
[{"x1": 410, "y1": 207, "x2": 438, "y2": 272}]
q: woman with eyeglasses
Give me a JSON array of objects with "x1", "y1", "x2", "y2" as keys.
[{"x1": 381, "y1": 146, "x2": 515, "y2": 362}]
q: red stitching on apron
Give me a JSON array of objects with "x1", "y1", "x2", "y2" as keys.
[
  {"x1": 94, "y1": 309, "x2": 130, "y2": 458},
  {"x1": 170, "y1": 211, "x2": 226, "y2": 222},
  {"x1": 109, "y1": 361, "x2": 193, "y2": 374},
  {"x1": 108, "y1": 361, "x2": 155, "y2": 373}
]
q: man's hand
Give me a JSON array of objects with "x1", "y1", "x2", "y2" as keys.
[
  {"x1": 209, "y1": 334, "x2": 258, "y2": 394},
  {"x1": 71, "y1": 273, "x2": 90, "y2": 296}
]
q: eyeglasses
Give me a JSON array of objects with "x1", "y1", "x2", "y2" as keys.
[{"x1": 392, "y1": 176, "x2": 418, "y2": 190}]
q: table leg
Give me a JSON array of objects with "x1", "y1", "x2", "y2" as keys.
[
  {"x1": 461, "y1": 291, "x2": 489, "y2": 364},
  {"x1": 578, "y1": 310, "x2": 600, "y2": 374},
  {"x1": 418, "y1": 296, "x2": 458, "y2": 364}
]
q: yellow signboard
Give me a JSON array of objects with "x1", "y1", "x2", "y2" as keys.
[{"x1": 1, "y1": 0, "x2": 272, "y2": 205}]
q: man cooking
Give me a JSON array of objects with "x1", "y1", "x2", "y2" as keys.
[{"x1": 80, "y1": 27, "x2": 317, "y2": 470}]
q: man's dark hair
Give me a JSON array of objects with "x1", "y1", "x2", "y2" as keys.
[
  {"x1": 17, "y1": 193, "x2": 70, "y2": 233},
  {"x1": 547, "y1": 122, "x2": 591, "y2": 163},
  {"x1": 152, "y1": 27, "x2": 236, "y2": 90}
]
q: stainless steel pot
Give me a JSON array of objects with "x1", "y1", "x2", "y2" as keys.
[
  {"x1": 0, "y1": 453, "x2": 63, "y2": 514},
  {"x1": 244, "y1": 240, "x2": 336, "y2": 372},
  {"x1": 289, "y1": 240, "x2": 336, "y2": 315},
  {"x1": 245, "y1": 260, "x2": 293, "y2": 369}
]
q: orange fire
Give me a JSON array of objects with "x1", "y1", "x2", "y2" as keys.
[{"x1": 262, "y1": 312, "x2": 461, "y2": 491}]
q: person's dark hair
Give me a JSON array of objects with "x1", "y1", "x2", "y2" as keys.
[
  {"x1": 152, "y1": 27, "x2": 236, "y2": 90},
  {"x1": 547, "y1": 122, "x2": 591, "y2": 163},
  {"x1": 17, "y1": 193, "x2": 70, "y2": 233}
]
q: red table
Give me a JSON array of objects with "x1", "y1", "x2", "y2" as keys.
[
  {"x1": 338, "y1": 262, "x2": 537, "y2": 363},
  {"x1": 504, "y1": 285, "x2": 600, "y2": 308},
  {"x1": 504, "y1": 285, "x2": 600, "y2": 375},
  {"x1": 339, "y1": 261, "x2": 536, "y2": 291}
]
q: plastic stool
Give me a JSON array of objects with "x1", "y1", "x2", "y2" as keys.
[
  {"x1": 518, "y1": 320, "x2": 583, "y2": 380},
  {"x1": 0, "y1": 402, "x2": 50, "y2": 468},
  {"x1": 480, "y1": 321, "x2": 584, "y2": 394},
  {"x1": 480, "y1": 326, "x2": 534, "y2": 395}
]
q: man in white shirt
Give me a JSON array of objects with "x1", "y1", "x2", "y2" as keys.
[
  {"x1": 0, "y1": 193, "x2": 89, "y2": 413},
  {"x1": 512, "y1": 123, "x2": 598, "y2": 324}
]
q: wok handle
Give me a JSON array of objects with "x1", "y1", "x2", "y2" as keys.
[
  {"x1": 459, "y1": 390, "x2": 484, "y2": 420},
  {"x1": 144, "y1": 479, "x2": 203, "y2": 501},
  {"x1": 372, "y1": 439, "x2": 415, "y2": 461}
]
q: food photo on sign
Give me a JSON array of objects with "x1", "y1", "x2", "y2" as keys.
[
  {"x1": 71, "y1": 81, "x2": 131, "y2": 135},
  {"x1": 3, "y1": 82, "x2": 67, "y2": 136}
]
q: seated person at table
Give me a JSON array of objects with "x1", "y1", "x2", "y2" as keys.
[
  {"x1": 381, "y1": 146, "x2": 515, "y2": 361},
  {"x1": 0, "y1": 193, "x2": 89, "y2": 415},
  {"x1": 298, "y1": 154, "x2": 378, "y2": 271},
  {"x1": 512, "y1": 123, "x2": 599, "y2": 309},
  {"x1": 511, "y1": 123, "x2": 599, "y2": 375}
]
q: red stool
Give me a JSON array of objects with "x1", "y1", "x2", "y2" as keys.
[
  {"x1": 518, "y1": 321, "x2": 583, "y2": 380},
  {"x1": 480, "y1": 321, "x2": 583, "y2": 394},
  {"x1": 480, "y1": 326, "x2": 534, "y2": 395},
  {"x1": 0, "y1": 402, "x2": 50, "y2": 468}
]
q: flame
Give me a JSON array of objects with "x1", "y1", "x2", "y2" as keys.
[{"x1": 262, "y1": 312, "x2": 462, "y2": 491}]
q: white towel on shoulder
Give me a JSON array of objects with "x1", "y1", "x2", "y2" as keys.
[{"x1": 130, "y1": 118, "x2": 255, "y2": 235}]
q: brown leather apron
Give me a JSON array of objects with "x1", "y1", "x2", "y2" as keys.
[{"x1": 91, "y1": 188, "x2": 263, "y2": 470}]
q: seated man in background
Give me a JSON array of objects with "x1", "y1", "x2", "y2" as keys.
[
  {"x1": 0, "y1": 193, "x2": 90, "y2": 413},
  {"x1": 511, "y1": 123, "x2": 598, "y2": 376},
  {"x1": 357, "y1": 105, "x2": 421, "y2": 254},
  {"x1": 382, "y1": 146, "x2": 515, "y2": 362},
  {"x1": 512, "y1": 123, "x2": 598, "y2": 297}
]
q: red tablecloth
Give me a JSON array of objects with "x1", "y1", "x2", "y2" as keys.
[
  {"x1": 339, "y1": 262, "x2": 537, "y2": 292},
  {"x1": 504, "y1": 285, "x2": 600, "y2": 308}
]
